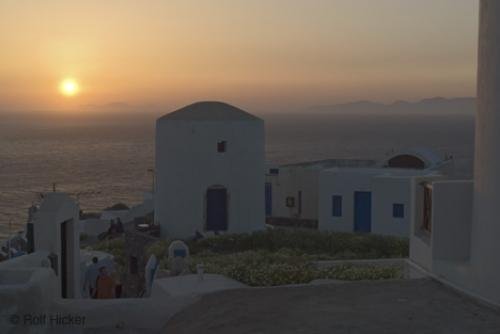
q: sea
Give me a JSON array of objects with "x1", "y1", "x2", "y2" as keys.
[{"x1": 0, "y1": 112, "x2": 475, "y2": 241}]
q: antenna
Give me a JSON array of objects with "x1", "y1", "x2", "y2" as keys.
[{"x1": 7, "y1": 220, "x2": 12, "y2": 259}]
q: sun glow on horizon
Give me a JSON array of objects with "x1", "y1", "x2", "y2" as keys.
[{"x1": 59, "y1": 79, "x2": 79, "y2": 97}]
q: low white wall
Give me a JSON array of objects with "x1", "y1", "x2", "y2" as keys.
[
  {"x1": 80, "y1": 218, "x2": 110, "y2": 237},
  {"x1": 0, "y1": 252, "x2": 60, "y2": 331}
]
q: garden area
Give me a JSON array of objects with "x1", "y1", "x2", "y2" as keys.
[
  {"x1": 87, "y1": 229, "x2": 409, "y2": 286},
  {"x1": 146, "y1": 229, "x2": 409, "y2": 287}
]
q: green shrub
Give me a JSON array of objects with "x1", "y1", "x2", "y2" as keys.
[
  {"x1": 145, "y1": 240, "x2": 169, "y2": 260},
  {"x1": 187, "y1": 229, "x2": 409, "y2": 259},
  {"x1": 190, "y1": 250, "x2": 402, "y2": 287},
  {"x1": 86, "y1": 229, "x2": 408, "y2": 287},
  {"x1": 90, "y1": 237, "x2": 126, "y2": 269}
]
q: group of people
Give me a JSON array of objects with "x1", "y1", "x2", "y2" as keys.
[
  {"x1": 84, "y1": 257, "x2": 122, "y2": 299},
  {"x1": 108, "y1": 218, "x2": 124, "y2": 235},
  {"x1": 98, "y1": 218, "x2": 125, "y2": 241}
]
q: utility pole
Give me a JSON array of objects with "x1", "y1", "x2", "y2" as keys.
[{"x1": 147, "y1": 168, "x2": 155, "y2": 193}]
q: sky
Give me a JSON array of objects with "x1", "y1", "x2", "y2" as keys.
[{"x1": 0, "y1": 0, "x2": 478, "y2": 113}]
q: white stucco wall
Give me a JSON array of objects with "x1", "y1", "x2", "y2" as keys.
[
  {"x1": 470, "y1": 0, "x2": 500, "y2": 305},
  {"x1": 431, "y1": 181, "x2": 473, "y2": 263},
  {"x1": 267, "y1": 167, "x2": 319, "y2": 220},
  {"x1": 371, "y1": 176, "x2": 412, "y2": 237},
  {"x1": 408, "y1": 176, "x2": 446, "y2": 272},
  {"x1": 318, "y1": 169, "x2": 380, "y2": 233},
  {"x1": 155, "y1": 108, "x2": 265, "y2": 239},
  {"x1": 33, "y1": 193, "x2": 81, "y2": 298}
]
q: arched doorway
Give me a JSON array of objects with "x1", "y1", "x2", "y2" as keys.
[{"x1": 206, "y1": 186, "x2": 228, "y2": 231}]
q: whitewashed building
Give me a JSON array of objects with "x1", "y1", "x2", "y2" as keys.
[
  {"x1": 266, "y1": 149, "x2": 453, "y2": 237},
  {"x1": 155, "y1": 101, "x2": 265, "y2": 239},
  {"x1": 265, "y1": 159, "x2": 376, "y2": 221},
  {"x1": 409, "y1": 0, "x2": 500, "y2": 307},
  {"x1": 0, "y1": 192, "x2": 81, "y2": 308}
]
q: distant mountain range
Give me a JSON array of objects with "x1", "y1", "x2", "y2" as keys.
[{"x1": 308, "y1": 97, "x2": 476, "y2": 115}]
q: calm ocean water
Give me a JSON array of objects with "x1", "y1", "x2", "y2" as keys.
[{"x1": 0, "y1": 112, "x2": 475, "y2": 240}]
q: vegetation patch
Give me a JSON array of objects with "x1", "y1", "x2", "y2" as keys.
[
  {"x1": 88, "y1": 229, "x2": 408, "y2": 286},
  {"x1": 89, "y1": 237, "x2": 127, "y2": 275},
  {"x1": 186, "y1": 229, "x2": 409, "y2": 259},
  {"x1": 186, "y1": 229, "x2": 406, "y2": 286},
  {"x1": 189, "y1": 249, "x2": 402, "y2": 287}
]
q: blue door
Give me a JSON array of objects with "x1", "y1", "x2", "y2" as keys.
[
  {"x1": 354, "y1": 191, "x2": 372, "y2": 233},
  {"x1": 206, "y1": 187, "x2": 228, "y2": 231},
  {"x1": 265, "y1": 183, "x2": 272, "y2": 216}
]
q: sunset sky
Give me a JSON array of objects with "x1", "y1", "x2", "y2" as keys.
[{"x1": 0, "y1": 0, "x2": 478, "y2": 113}]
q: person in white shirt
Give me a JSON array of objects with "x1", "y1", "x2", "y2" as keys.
[{"x1": 84, "y1": 257, "x2": 100, "y2": 298}]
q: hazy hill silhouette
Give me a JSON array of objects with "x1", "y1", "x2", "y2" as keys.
[{"x1": 307, "y1": 97, "x2": 475, "y2": 115}]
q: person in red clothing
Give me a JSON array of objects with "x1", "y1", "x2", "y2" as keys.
[{"x1": 95, "y1": 266, "x2": 115, "y2": 299}]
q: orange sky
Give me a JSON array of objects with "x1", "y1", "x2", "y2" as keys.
[{"x1": 0, "y1": 0, "x2": 478, "y2": 113}]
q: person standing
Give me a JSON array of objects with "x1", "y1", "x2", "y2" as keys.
[
  {"x1": 95, "y1": 266, "x2": 115, "y2": 299},
  {"x1": 84, "y1": 257, "x2": 100, "y2": 298}
]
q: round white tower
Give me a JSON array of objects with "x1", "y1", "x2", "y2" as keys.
[
  {"x1": 471, "y1": 0, "x2": 500, "y2": 301},
  {"x1": 155, "y1": 101, "x2": 265, "y2": 239}
]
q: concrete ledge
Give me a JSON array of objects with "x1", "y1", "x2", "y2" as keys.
[{"x1": 153, "y1": 274, "x2": 247, "y2": 297}]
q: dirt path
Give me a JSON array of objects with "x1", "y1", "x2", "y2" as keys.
[{"x1": 164, "y1": 279, "x2": 500, "y2": 334}]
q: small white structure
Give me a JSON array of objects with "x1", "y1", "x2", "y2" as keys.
[
  {"x1": 168, "y1": 240, "x2": 190, "y2": 276},
  {"x1": 409, "y1": 0, "x2": 500, "y2": 307},
  {"x1": 31, "y1": 193, "x2": 81, "y2": 298},
  {"x1": 0, "y1": 191, "x2": 81, "y2": 323},
  {"x1": 266, "y1": 150, "x2": 452, "y2": 237},
  {"x1": 155, "y1": 101, "x2": 265, "y2": 239},
  {"x1": 318, "y1": 150, "x2": 452, "y2": 237},
  {"x1": 265, "y1": 159, "x2": 376, "y2": 221},
  {"x1": 79, "y1": 218, "x2": 110, "y2": 237}
]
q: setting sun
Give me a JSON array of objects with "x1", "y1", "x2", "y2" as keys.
[{"x1": 59, "y1": 79, "x2": 79, "y2": 97}]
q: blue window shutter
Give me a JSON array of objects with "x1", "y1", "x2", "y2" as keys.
[
  {"x1": 393, "y1": 203, "x2": 405, "y2": 218},
  {"x1": 332, "y1": 195, "x2": 342, "y2": 217}
]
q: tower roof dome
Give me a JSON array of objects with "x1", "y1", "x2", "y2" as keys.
[{"x1": 158, "y1": 101, "x2": 261, "y2": 122}]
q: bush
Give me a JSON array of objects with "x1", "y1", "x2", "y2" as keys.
[
  {"x1": 187, "y1": 229, "x2": 409, "y2": 259},
  {"x1": 190, "y1": 250, "x2": 402, "y2": 287},
  {"x1": 90, "y1": 237, "x2": 126, "y2": 270}
]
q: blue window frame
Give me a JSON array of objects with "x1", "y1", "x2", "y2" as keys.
[
  {"x1": 332, "y1": 195, "x2": 342, "y2": 217},
  {"x1": 393, "y1": 203, "x2": 405, "y2": 218}
]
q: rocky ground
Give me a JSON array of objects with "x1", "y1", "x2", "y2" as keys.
[{"x1": 164, "y1": 278, "x2": 500, "y2": 334}]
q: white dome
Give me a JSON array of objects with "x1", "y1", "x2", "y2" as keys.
[{"x1": 158, "y1": 101, "x2": 261, "y2": 122}]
